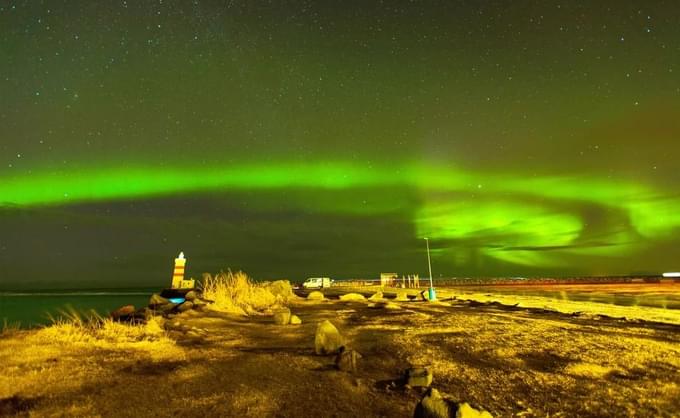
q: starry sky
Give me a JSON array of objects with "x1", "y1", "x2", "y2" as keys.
[{"x1": 1, "y1": 1, "x2": 679, "y2": 289}]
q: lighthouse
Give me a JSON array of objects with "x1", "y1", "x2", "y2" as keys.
[{"x1": 171, "y1": 252, "x2": 195, "y2": 289}]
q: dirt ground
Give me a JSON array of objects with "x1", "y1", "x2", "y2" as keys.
[{"x1": 1, "y1": 292, "x2": 680, "y2": 417}]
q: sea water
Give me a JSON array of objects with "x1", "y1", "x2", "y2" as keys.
[{"x1": 0, "y1": 289, "x2": 155, "y2": 328}]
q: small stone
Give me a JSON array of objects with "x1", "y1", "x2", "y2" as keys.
[
  {"x1": 315, "y1": 320, "x2": 344, "y2": 355},
  {"x1": 406, "y1": 367, "x2": 433, "y2": 387},
  {"x1": 273, "y1": 308, "x2": 291, "y2": 325},
  {"x1": 290, "y1": 314, "x2": 302, "y2": 325},
  {"x1": 110, "y1": 304, "x2": 135, "y2": 319},
  {"x1": 414, "y1": 388, "x2": 493, "y2": 418},
  {"x1": 395, "y1": 290, "x2": 410, "y2": 301},
  {"x1": 335, "y1": 347, "x2": 362, "y2": 372},
  {"x1": 339, "y1": 293, "x2": 366, "y2": 302},
  {"x1": 177, "y1": 301, "x2": 194, "y2": 312},
  {"x1": 149, "y1": 293, "x2": 170, "y2": 306},
  {"x1": 307, "y1": 291, "x2": 325, "y2": 301},
  {"x1": 368, "y1": 291, "x2": 383, "y2": 301}
]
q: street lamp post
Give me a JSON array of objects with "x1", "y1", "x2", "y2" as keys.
[{"x1": 424, "y1": 237, "x2": 436, "y2": 301}]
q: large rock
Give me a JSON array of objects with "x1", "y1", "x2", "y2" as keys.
[
  {"x1": 414, "y1": 388, "x2": 493, "y2": 418},
  {"x1": 290, "y1": 314, "x2": 302, "y2": 325},
  {"x1": 315, "y1": 320, "x2": 344, "y2": 355},
  {"x1": 273, "y1": 308, "x2": 291, "y2": 325},
  {"x1": 149, "y1": 293, "x2": 170, "y2": 306},
  {"x1": 110, "y1": 304, "x2": 135, "y2": 319},
  {"x1": 307, "y1": 291, "x2": 325, "y2": 301},
  {"x1": 339, "y1": 293, "x2": 366, "y2": 302},
  {"x1": 406, "y1": 367, "x2": 433, "y2": 387},
  {"x1": 265, "y1": 280, "x2": 296, "y2": 302},
  {"x1": 335, "y1": 347, "x2": 362, "y2": 372}
]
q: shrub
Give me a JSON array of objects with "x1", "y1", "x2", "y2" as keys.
[{"x1": 202, "y1": 270, "x2": 281, "y2": 314}]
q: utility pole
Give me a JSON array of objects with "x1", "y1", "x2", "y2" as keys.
[{"x1": 424, "y1": 238, "x2": 436, "y2": 301}]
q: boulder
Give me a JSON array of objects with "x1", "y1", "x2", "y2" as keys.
[
  {"x1": 335, "y1": 347, "x2": 362, "y2": 372},
  {"x1": 290, "y1": 314, "x2": 302, "y2": 325},
  {"x1": 184, "y1": 290, "x2": 198, "y2": 301},
  {"x1": 406, "y1": 367, "x2": 433, "y2": 387},
  {"x1": 110, "y1": 304, "x2": 135, "y2": 319},
  {"x1": 273, "y1": 308, "x2": 291, "y2": 325},
  {"x1": 149, "y1": 293, "x2": 170, "y2": 306},
  {"x1": 158, "y1": 303, "x2": 178, "y2": 313},
  {"x1": 315, "y1": 320, "x2": 344, "y2": 355},
  {"x1": 177, "y1": 301, "x2": 194, "y2": 312},
  {"x1": 339, "y1": 293, "x2": 366, "y2": 302},
  {"x1": 265, "y1": 280, "x2": 296, "y2": 302},
  {"x1": 248, "y1": 287, "x2": 278, "y2": 311},
  {"x1": 414, "y1": 388, "x2": 493, "y2": 418},
  {"x1": 307, "y1": 291, "x2": 325, "y2": 301}
]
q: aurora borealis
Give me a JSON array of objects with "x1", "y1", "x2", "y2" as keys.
[{"x1": 1, "y1": 1, "x2": 679, "y2": 288}]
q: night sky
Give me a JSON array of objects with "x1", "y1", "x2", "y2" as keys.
[{"x1": 1, "y1": 1, "x2": 679, "y2": 289}]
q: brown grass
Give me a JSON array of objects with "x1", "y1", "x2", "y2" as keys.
[{"x1": 202, "y1": 270, "x2": 279, "y2": 314}]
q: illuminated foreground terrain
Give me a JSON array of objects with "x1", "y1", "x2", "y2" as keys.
[{"x1": 1, "y1": 289, "x2": 679, "y2": 417}]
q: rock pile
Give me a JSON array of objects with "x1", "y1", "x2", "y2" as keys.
[{"x1": 110, "y1": 290, "x2": 211, "y2": 322}]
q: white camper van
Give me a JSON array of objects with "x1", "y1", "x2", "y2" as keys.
[{"x1": 303, "y1": 277, "x2": 331, "y2": 289}]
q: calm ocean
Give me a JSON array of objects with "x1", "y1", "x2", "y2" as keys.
[{"x1": 0, "y1": 289, "x2": 155, "y2": 328}]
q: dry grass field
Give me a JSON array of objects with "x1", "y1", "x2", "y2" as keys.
[{"x1": 1, "y1": 282, "x2": 679, "y2": 417}]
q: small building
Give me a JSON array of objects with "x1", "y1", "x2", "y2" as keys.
[{"x1": 380, "y1": 272, "x2": 398, "y2": 287}]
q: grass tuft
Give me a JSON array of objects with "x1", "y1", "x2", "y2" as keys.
[{"x1": 202, "y1": 270, "x2": 280, "y2": 314}]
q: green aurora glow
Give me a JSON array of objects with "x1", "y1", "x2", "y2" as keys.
[{"x1": 2, "y1": 162, "x2": 678, "y2": 271}]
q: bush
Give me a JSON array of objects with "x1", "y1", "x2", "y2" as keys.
[{"x1": 202, "y1": 270, "x2": 281, "y2": 314}]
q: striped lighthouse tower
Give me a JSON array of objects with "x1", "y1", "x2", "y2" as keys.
[{"x1": 171, "y1": 252, "x2": 187, "y2": 289}]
